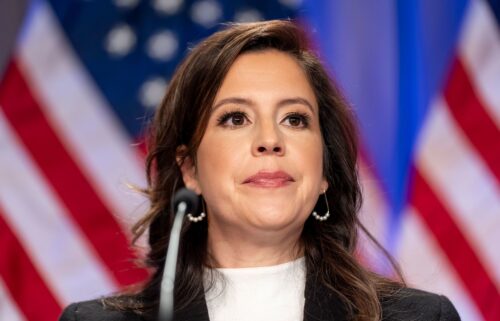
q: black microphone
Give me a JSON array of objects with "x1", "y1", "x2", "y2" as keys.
[
  {"x1": 159, "y1": 188, "x2": 199, "y2": 321},
  {"x1": 172, "y1": 187, "x2": 199, "y2": 215}
]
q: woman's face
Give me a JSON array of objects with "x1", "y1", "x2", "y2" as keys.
[{"x1": 181, "y1": 49, "x2": 327, "y2": 237}]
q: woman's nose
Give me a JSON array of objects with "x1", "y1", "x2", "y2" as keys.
[{"x1": 252, "y1": 122, "x2": 285, "y2": 156}]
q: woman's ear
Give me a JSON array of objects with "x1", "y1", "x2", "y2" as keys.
[
  {"x1": 321, "y1": 178, "x2": 329, "y2": 194},
  {"x1": 176, "y1": 145, "x2": 201, "y2": 194}
]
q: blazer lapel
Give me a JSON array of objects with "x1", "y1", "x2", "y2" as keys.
[
  {"x1": 174, "y1": 296, "x2": 210, "y2": 321},
  {"x1": 303, "y1": 273, "x2": 348, "y2": 321}
]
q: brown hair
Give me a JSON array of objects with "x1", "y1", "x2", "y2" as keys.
[{"x1": 106, "y1": 20, "x2": 402, "y2": 320}]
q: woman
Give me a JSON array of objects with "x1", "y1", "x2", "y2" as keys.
[{"x1": 60, "y1": 20, "x2": 460, "y2": 321}]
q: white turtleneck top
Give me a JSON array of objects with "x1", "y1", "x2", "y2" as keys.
[{"x1": 204, "y1": 257, "x2": 306, "y2": 321}]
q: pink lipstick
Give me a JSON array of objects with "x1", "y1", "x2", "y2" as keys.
[{"x1": 242, "y1": 171, "x2": 294, "y2": 188}]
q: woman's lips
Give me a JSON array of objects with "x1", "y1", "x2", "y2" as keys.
[{"x1": 242, "y1": 171, "x2": 295, "y2": 188}]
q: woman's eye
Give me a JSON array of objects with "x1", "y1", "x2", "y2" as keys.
[
  {"x1": 217, "y1": 111, "x2": 248, "y2": 127},
  {"x1": 230, "y1": 113, "x2": 245, "y2": 125},
  {"x1": 283, "y1": 113, "x2": 310, "y2": 128}
]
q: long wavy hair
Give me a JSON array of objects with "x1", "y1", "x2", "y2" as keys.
[{"x1": 105, "y1": 20, "x2": 402, "y2": 321}]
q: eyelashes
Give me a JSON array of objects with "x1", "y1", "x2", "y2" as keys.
[
  {"x1": 217, "y1": 110, "x2": 248, "y2": 127},
  {"x1": 284, "y1": 112, "x2": 311, "y2": 128},
  {"x1": 216, "y1": 109, "x2": 311, "y2": 129}
]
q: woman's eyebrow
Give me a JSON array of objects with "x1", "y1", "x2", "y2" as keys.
[
  {"x1": 212, "y1": 97, "x2": 314, "y2": 113},
  {"x1": 212, "y1": 97, "x2": 254, "y2": 112},
  {"x1": 276, "y1": 97, "x2": 314, "y2": 113}
]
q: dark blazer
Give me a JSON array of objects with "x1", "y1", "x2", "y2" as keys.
[{"x1": 59, "y1": 277, "x2": 461, "y2": 321}]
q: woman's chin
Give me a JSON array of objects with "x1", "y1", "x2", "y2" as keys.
[{"x1": 245, "y1": 208, "x2": 305, "y2": 232}]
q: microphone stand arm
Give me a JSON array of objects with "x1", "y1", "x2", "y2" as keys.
[{"x1": 158, "y1": 201, "x2": 187, "y2": 321}]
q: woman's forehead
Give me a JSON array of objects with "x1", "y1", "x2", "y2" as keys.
[{"x1": 212, "y1": 50, "x2": 318, "y2": 110}]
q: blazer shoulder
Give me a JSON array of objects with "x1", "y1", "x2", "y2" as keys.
[
  {"x1": 59, "y1": 299, "x2": 144, "y2": 321},
  {"x1": 381, "y1": 287, "x2": 461, "y2": 321}
]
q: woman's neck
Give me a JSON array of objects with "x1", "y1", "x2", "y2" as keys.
[{"x1": 206, "y1": 223, "x2": 304, "y2": 268}]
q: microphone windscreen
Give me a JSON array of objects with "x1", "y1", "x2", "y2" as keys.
[{"x1": 172, "y1": 188, "x2": 199, "y2": 214}]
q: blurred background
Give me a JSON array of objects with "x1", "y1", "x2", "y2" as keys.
[{"x1": 0, "y1": 0, "x2": 499, "y2": 320}]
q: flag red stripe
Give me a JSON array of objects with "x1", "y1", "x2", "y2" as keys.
[
  {"x1": 411, "y1": 169, "x2": 500, "y2": 321},
  {"x1": 444, "y1": 57, "x2": 500, "y2": 181},
  {"x1": 0, "y1": 207, "x2": 61, "y2": 321},
  {"x1": 0, "y1": 61, "x2": 147, "y2": 286}
]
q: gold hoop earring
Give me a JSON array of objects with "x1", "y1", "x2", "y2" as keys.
[
  {"x1": 187, "y1": 196, "x2": 206, "y2": 223},
  {"x1": 312, "y1": 192, "x2": 330, "y2": 221}
]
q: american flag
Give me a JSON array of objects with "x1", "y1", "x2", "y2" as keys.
[{"x1": 0, "y1": 0, "x2": 498, "y2": 320}]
